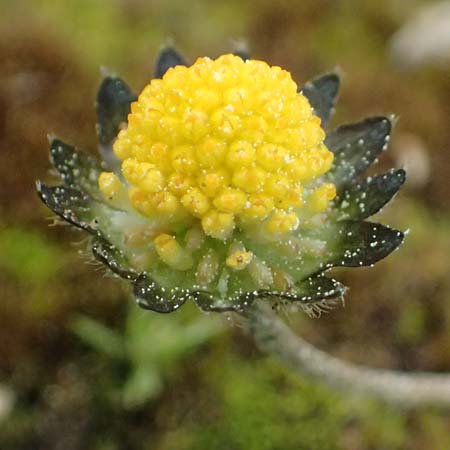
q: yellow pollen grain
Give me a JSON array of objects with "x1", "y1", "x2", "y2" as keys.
[{"x1": 103, "y1": 54, "x2": 336, "y2": 239}]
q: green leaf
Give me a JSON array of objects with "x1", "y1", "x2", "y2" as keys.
[
  {"x1": 70, "y1": 314, "x2": 125, "y2": 359},
  {"x1": 122, "y1": 365, "x2": 162, "y2": 408},
  {"x1": 0, "y1": 226, "x2": 62, "y2": 282},
  {"x1": 335, "y1": 169, "x2": 406, "y2": 220},
  {"x1": 301, "y1": 72, "x2": 340, "y2": 129}
]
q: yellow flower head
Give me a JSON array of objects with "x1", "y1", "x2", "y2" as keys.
[
  {"x1": 100, "y1": 54, "x2": 335, "y2": 240},
  {"x1": 39, "y1": 46, "x2": 405, "y2": 314}
]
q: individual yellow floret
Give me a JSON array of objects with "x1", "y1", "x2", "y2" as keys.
[
  {"x1": 242, "y1": 194, "x2": 274, "y2": 221},
  {"x1": 198, "y1": 169, "x2": 229, "y2": 198},
  {"x1": 128, "y1": 187, "x2": 154, "y2": 216},
  {"x1": 307, "y1": 145, "x2": 335, "y2": 177},
  {"x1": 292, "y1": 93, "x2": 313, "y2": 121},
  {"x1": 231, "y1": 166, "x2": 266, "y2": 192},
  {"x1": 265, "y1": 210, "x2": 300, "y2": 234},
  {"x1": 286, "y1": 157, "x2": 312, "y2": 182},
  {"x1": 171, "y1": 146, "x2": 197, "y2": 174},
  {"x1": 226, "y1": 250, "x2": 254, "y2": 270},
  {"x1": 153, "y1": 233, "x2": 193, "y2": 270},
  {"x1": 167, "y1": 173, "x2": 194, "y2": 196},
  {"x1": 213, "y1": 188, "x2": 247, "y2": 214},
  {"x1": 275, "y1": 186, "x2": 304, "y2": 210},
  {"x1": 194, "y1": 88, "x2": 221, "y2": 113},
  {"x1": 150, "y1": 191, "x2": 181, "y2": 216},
  {"x1": 307, "y1": 183, "x2": 337, "y2": 213},
  {"x1": 256, "y1": 144, "x2": 288, "y2": 171},
  {"x1": 210, "y1": 108, "x2": 240, "y2": 139},
  {"x1": 181, "y1": 188, "x2": 210, "y2": 217},
  {"x1": 223, "y1": 87, "x2": 250, "y2": 114},
  {"x1": 240, "y1": 116, "x2": 267, "y2": 144},
  {"x1": 98, "y1": 172, "x2": 127, "y2": 205},
  {"x1": 264, "y1": 174, "x2": 291, "y2": 200},
  {"x1": 300, "y1": 116, "x2": 325, "y2": 148},
  {"x1": 182, "y1": 108, "x2": 209, "y2": 142},
  {"x1": 121, "y1": 159, "x2": 143, "y2": 184},
  {"x1": 201, "y1": 210, "x2": 235, "y2": 239},
  {"x1": 113, "y1": 130, "x2": 132, "y2": 160},
  {"x1": 138, "y1": 169, "x2": 164, "y2": 194},
  {"x1": 196, "y1": 138, "x2": 227, "y2": 168},
  {"x1": 226, "y1": 141, "x2": 255, "y2": 168},
  {"x1": 121, "y1": 160, "x2": 164, "y2": 193},
  {"x1": 146, "y1": 143, "x2": 172, "y2": 174}
]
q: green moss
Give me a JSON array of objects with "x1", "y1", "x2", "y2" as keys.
[
  {"x1": 27, "y1": 0, "x2": 250, "y2": 75},
  {"x1": 355, "y1": 401, "x2": 407, "y2": 449},
  {"x1": 162, "y1": 356, "x2": 346, "y2": 450},
  {"x1": 0, "y1": 226, "x2": 63, "y2": 282},
  {"x1": 396, "y1": 300, "x2": 428, "y2": 344}
]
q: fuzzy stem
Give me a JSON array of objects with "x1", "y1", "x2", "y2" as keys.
[{"x1": 245, "y1": 304, "x2": 450, "y2": 408}]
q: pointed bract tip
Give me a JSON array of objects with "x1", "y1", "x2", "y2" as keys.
[
  {"x1": 231, "y1": 38, "x2": 250, "y2": 61},
  {"x1": 47, "y1": 133, "x2": 57, "y2": 145},
  {"x1": 388, "y1": 113, "x2": 399, "y2": 127},
  {"x1": 100, "y1": 66, "x2": 114, "y2": 78},
  {"x1": 154, "y1": 45, "x2": 187, "y2": 79}
]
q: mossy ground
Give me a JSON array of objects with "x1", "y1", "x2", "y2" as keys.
[{"x1": 1, "y1": 1, "x2": 450, "y2": 448}]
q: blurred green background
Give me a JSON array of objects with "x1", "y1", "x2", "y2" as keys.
[{"x1": 1, "y1": 0, "x2": 450, "y2": 448}]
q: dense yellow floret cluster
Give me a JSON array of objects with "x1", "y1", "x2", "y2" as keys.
[{"x1": 99, "y1": 54, "x2": 335, "y2": 241}]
